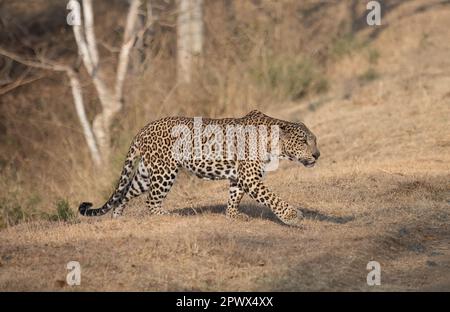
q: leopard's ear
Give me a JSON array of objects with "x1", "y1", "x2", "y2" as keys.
[{"x1": 278, "y1": 124, "x2": 291, "y2": 141}]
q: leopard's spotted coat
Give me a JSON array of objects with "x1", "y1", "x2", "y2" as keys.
[{"x1": 79, "y1": 110, "x2": 320, "y2": 226}]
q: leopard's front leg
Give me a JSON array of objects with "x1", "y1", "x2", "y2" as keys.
[{"x1": 237, "y1": 161, "x2": 303, "y2": 226}]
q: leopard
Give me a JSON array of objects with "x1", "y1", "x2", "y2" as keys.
[{"x1": 79, "y1": 110, "x2": 320, "y2": 226}]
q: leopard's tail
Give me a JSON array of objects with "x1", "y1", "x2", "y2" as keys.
[{"x1": 79, "y1": 142, "x2": 139, "y2": 217}]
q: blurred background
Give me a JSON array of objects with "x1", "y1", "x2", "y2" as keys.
[{"x1": 0, "y1": 0, "x2": 449, "y2": 227}]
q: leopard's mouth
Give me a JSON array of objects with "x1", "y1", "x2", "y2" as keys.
[
  {"x1": 288, "y1": 156, "x2": 316, "y2": 168},
  {"x1": 302, "y1": 160, "x2": 316, "y2": 168}
]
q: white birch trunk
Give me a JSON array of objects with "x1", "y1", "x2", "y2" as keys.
[
  {"x1": 82, "y1": 0, "x2": 99, "y2": 67},
  {"x1": 74, "y1": 0, "x2": 142, "y2": 161},
  {"x1": 1, "y1": 0, "x2": 143, "y2": 167},
  {"x1": 66, "y1": 70, "x2": 102, "y2": 166},
  {"x1": 115, "y1": 0, "x2": 140, "y2": 101}
]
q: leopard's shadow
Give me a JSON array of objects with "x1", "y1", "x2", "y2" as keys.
[{"x1": 174, "y1": 204, "x2": 354, "y2": 225}]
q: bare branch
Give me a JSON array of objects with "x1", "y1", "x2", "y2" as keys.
[
  {"x1": 82, "y1": 0, "x2": 100, "y2": 67},
  {"x1": 0, "y1": 57, "x2": 13, "y2": 85},
  {"x1": 0, "y1": 47, "x2": 69, "y2": 72},
  {"x1": 0, "y1": 68, "x2": 47, "y2": 96},
  {"x1": 98, "y1": 40, "x2": 121, "y2": 53},
  {"x1": 0, "y1": 46, "x2": 102, "y2": 166},
  {"x1": 135, "y1": 1, "x2": 155, "y2": 44},
  {"x1": 72, "y1": 16, "x2": 116, "y2": 114},
  {"x1": 0, "y1": 75, "x2": 46, "y2": 96},
  {"x1": 115, "y1": 0, "x2": 141, "y2": 101},
  {"x1": 72, "y1": 13, "x2": 95, "y2": 76},
  {"x1": 70, "y1": 1, "x2": 144, "y2": 159},
  {"x1": 1, "y1": 0, "x2": 151, "y2": 166}
]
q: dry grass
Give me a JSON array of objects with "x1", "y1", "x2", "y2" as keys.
[
  {"x1": 0, "y1": 0, "x2": 449, "y2": 291},
  {"x1": 0, "y1": 166, "x2": 448, "y2": 291}
]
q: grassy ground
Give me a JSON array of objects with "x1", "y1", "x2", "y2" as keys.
[
  {"x1": 1, "y1": 162, "x2": 448, "y2": 291},
  {"x1": 0, "y1": 1, "x2": 449, "y2": 291},
  {"x1": 1, "y1": 76, "x2": 448, "y2": 290}
]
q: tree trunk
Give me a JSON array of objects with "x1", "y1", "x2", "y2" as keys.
[
  {"x1": 1, "y1": 0, "x2": 145, "y2": 167},
  {"x1": 177, "y1": 0, "x2": 203, "y2": 84},
  {"x1": 72, "y1": 0, "x2": 142, "y2": 164},
  {"x1": 190, "y1": 0, "x2": 203, "y2": 55},
  {"x1": 66, "y1": 70, "x2": 102, "y2": 166}
]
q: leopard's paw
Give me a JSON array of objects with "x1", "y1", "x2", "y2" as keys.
[
  {"x1": 148, "y1": 208, "x2": 171, "y2": 216},
  {"x1": 281, "y1": 209, "x2": 304, "y2": 227},
  {"x1": 226, "y1": 212, "x2": 250, "y2": 222}
]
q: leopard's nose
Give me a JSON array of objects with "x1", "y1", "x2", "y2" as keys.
[{"x1": 313, "y1": 151, "x2": 320, "y2": 160}]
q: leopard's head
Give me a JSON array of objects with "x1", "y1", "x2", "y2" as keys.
[{"x1": 279, "y1": 122, "x2": 320, "y2": 168}]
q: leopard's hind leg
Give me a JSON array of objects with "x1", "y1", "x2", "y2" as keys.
[
  {"x1": 112, "y1": 160, "x2": 151, "y2": 218},
  {"x1": 145, "y1": 163, "x2": 179, "y2": 215}
]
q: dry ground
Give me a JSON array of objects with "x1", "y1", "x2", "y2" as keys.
[{"x1": 1, "y1": 2, "x2": 449, "y2": 291}]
